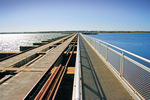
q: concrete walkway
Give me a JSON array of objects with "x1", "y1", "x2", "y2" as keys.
[{"x1": 80, "y1": 35, "x2": 132, "y2": 100}]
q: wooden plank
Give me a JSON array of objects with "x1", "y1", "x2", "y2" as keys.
[
  {"x1": 0, "y1": 68, "x2": 47, "y2": 72},
  {"x1": 51, "y1": 67, "x2": 75, "y2": 74}
]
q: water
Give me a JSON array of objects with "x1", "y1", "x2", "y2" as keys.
[
  {"x1": 0, "y1": 33, "x2": 67, "y2": 52},
  {"x1": 88, "y1": 33, "x2": 150, "y2": 60}
]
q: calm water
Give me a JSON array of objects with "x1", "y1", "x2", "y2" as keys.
[
  {"x1": 88, "y1": 33, "x2": 150, "y2": 60},
  {"x1": 0, "y1": 33, "x2": 67, "y2": 52},
  {"x1": 0, "y1": 33, "x2": 149, "y2": 60}
]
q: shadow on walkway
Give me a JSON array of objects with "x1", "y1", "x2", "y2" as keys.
[{"x1": 80, "y1": 36, "x2": 107, "y2": 100}]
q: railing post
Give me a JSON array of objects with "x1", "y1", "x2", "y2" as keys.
[
  {"x1": 95, "y1": 40, "x2": 97, "y2": 50},
  {"x1": 106, "y1": 45, "x2": 108, "y2": 61},
  {"x1": 90, "y1": 37, "x2": 91, "y2": 44},
  {"x1": 120, "y1": 51, "x2": 124, "y2": 77},
  {"x1": 99, "y1": 42, "x2": 101, "y2": 53},
  {"x1": 94, "y1": 40, "x2": 96, "y2": 49}
]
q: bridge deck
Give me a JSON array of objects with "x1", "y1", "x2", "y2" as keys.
[
  {"x1": 0, "y1": 34, "x2": 72, "y2": 69},
  {"x1": 0, "y1": 34, "x2": 76, "y2": 100},
  {"x1": 80, "y1": 36, "x2": 133, "y2": 100}
]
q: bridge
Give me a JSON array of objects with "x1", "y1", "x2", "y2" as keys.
[{"x1": 0, "y1": 33, "x2": 149, "y2": 100}]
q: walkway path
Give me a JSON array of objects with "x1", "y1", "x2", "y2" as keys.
[{"x1": 80, "y1": 35, "x2": 132, "y2": 100}]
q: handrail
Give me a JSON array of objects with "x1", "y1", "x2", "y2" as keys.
[
  {"x1": 87, "y1": 35, "x2": 150, "y2": 64},
  {"x1": 82, "y1": 34, "x2": 150, "y2": 99},
  {"x1": 86, "y1": 36, "x2": 150, "y2": 72},
  {"x1": 75, "y1": 34, "x2": 80, "y2": 100}
]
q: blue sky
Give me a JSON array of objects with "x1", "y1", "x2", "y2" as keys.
[{"x1": 0, "y1": 0, "x2": 150, "y2": 32}]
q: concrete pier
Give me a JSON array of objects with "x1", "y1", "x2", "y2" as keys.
[
  {"x1": 20, "y1": 45, "x2": 39, "y2": 51},
  {"x1": 0, "y1": 52, "x2": 20, "y2": 59}
]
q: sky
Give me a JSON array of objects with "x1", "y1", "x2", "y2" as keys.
[{"x1": 0, "y1": 0, "x2": 150, "y2": 32}]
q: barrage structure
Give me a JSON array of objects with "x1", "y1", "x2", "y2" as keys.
[{"x1": 0, "y1": 33, "x2": 149, "y2": 100}]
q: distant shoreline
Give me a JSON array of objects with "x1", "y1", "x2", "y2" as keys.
[{"x1": 0, "y1": 31, "x2": 150, "y2": 34}]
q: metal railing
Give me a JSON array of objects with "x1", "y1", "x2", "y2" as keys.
[
  {"x1": 75, "y1": 34, "x2": 81, "y2": 100},
  {"x1": 82, "y1": 34, "x2": 150, "y2": 100},
  {"x1": 72, "y1": 34, "x2": 81, "y2": 100}
]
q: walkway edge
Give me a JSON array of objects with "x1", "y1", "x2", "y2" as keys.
[{"x1": 80, "y1": 33, "x2": 141, "y2": 100}]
